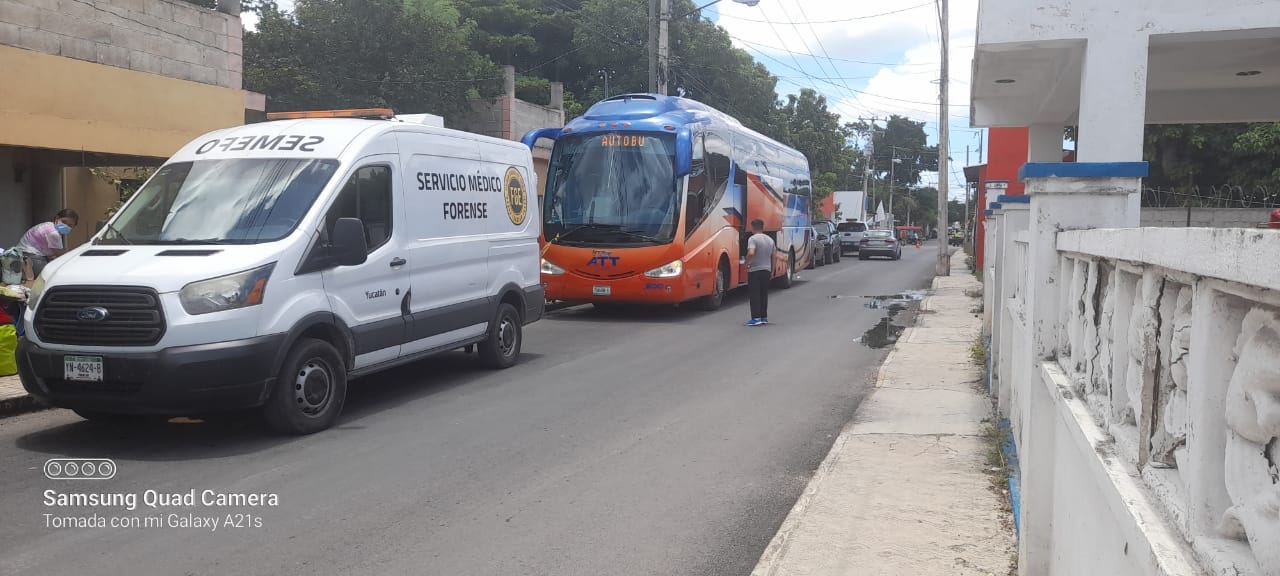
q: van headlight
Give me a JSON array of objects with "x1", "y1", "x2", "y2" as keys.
[
  {"x1": 541, "y1": 258, "x2": 565, "y2": 276},
  {"x1": 26, "y1": 276, "x2": 46, "y2": 309},
  {"x1": 644, "y1": 259, "x2": 683, "y2": 278},
  {"x1": 179, "y1": 263, "x2": 276, "y2": 316}
]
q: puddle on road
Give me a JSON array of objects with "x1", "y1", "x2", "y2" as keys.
[{"x1": 853, "y1": 291, "x2": 925, "y2": 348}]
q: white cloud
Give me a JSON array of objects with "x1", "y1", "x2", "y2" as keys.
[{"x1": 713, "y1": 0, "x2": 982, "y2": 198}]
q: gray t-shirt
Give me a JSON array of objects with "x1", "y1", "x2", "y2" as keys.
[{"x1": 747, "y1": 233, "x2": 776, "y2": 273}]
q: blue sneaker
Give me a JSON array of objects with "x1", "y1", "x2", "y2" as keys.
[
  {"x1": 761, "y1": 317, "x2": 770, "y2": 325},
  {"x1": 744, "y1": 318, "x2": 763, "y2": 326}
]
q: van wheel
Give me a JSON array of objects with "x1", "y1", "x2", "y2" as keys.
[
  {"x1": 775, "y1": 252, "x2": 795, "y2": 289},
  {"x1": 262, "y1": 338, "x2": 346, "y2": 435},
  {"x1": 695, "y1": 260, "x2": 729, "y2": 311},
  {"x1": 479, "y1": 303, "x2": 522, "y2": 369}
]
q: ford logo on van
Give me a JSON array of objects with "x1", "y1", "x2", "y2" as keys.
[{"x1": 76, "y1": 307, "x2": 110, "y2": 322}]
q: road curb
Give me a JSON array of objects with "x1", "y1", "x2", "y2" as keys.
[{"x1": 0, "y1": 393, "x2": 48, "y2": 419}]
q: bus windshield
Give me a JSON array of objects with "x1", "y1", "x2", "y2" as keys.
[
  {"x1": 543, "y1": 132, "x2": 679, "y2": 246},
  {"x1": 100, "y1": 158, "x2": 340, "y2": 245}
]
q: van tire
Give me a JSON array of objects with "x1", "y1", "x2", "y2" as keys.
[
  {"x1": 262, "y1": 338, "x2": 347, "y2": 435},
  {"x1": 479, "y1": 302, "x2": 522, "y2": 369},
  {"x1": 695, "y1": 260, "x2": 729, "y2": 311}
]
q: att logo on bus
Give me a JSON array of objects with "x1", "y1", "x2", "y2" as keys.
[{"x1": 587, "y1": 250, "x2": 620, "y2": 268}]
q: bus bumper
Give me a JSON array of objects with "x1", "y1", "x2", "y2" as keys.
[{"x1": 542, "y1": 272, "x2": 691, "y2": 304}]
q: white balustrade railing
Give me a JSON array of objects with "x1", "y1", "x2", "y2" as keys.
[{"x1": 987, "y1": 212, "x2": 1280, "y2": 575}]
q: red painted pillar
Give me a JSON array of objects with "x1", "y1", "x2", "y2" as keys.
[{"x1": 976, "y1": 127, "x2": 1030, "y2": 268}]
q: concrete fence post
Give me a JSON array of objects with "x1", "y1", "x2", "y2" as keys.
[
  {"x1": 1016, "y1": 161, "x2": 1146, "y2": 575},
  {"x1": 992, "y1": 194, "x2": 1028, "y2": 419}
]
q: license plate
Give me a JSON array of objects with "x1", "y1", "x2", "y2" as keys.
[
  {"x1": 592, "y1": 286, "x2": 611, "y2": 296},
  {"x1": 64, "y1": 356, "x2": 104, "y2": 382}
]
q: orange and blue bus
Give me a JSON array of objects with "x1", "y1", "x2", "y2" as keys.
[{"x1": 522, "y1": 94, "x2": 815, "y2": 310}]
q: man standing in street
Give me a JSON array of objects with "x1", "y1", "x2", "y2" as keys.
[{"x1": 745, "y1": 218, "x2": 776, "y2": 327}]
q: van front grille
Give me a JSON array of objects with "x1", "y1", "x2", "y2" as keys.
[{"x1": 35, "y1": 286, "x2": 166, "y2": 347}]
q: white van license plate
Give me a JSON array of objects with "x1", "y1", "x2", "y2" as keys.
[
  {"x1": 592, "y1": 286, "x2": 611, "y2": 296},
  {"x1": 64, "y1": 356, "x2": 104, "y2": 382}
]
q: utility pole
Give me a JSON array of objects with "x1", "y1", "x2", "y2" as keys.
[
  {"x1": 858, "y1": 116, "x2": 883, "y2": 213},
  {"x1": 888, "y1": 147, "x2": 898, "y2": 229},
  {"x1": 936, "y1": 0, "x2": 951, "y2": 276},
  {"x1": 648, "y1": 0, "x2": 658, "y2": 93},
  {"x1": 657, "y1": 0, "x2": 671, "y2": 94}
]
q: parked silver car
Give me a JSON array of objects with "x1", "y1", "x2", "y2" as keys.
[{"x1": 858, "y1": 229, "x2": 902, "y2": 260}]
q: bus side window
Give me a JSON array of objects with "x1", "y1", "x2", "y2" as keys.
[{"x1": 684, "y1": 134, "x2": 707, "y2": 236}]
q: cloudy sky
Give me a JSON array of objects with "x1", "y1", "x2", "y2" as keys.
[
  {"x1": 245, "y1": 0, "x2": 983, "y2": 199},
  {"x1": 707, "y1": 0, "x2": 982, "y2": 199}
]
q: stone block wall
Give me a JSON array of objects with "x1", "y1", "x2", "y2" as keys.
[
  {"x1": 0, "y1": 0, "x2": 242, "y2": 89},
  {"x1": 1140, "y1": 207, "x2": 1271, "y2": 229}
]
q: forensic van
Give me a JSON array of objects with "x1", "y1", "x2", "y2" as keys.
[{"x1": 16, "y1": 108, "x2": 543, "y2": 434}]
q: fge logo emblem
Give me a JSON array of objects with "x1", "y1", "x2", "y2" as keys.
[{"x1": 45, "y1": 458, "x2": 117, "y2": 480}]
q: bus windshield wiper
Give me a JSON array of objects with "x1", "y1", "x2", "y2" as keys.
[{"x1": 618, "y1": 229, "x2": 661, "y2": 243}]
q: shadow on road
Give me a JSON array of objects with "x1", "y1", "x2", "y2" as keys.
[
  {"x1": 13, "y1": 351, "x2": 545, "y2": 461},
  {"x1": 540, "y1": 273, "x2": 837, "y2": 324}
]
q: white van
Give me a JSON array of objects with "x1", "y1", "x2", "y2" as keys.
[{"x1": 16, "y1": 109, "x2": 544, "y2": 434}]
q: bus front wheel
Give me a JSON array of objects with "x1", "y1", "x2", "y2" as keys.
[
  {"x1": 695, "y1": 259, "x2": 729, "y2": 311},
  {"x1": 775, "y1": 252, "x2": 795, "y2": 289}
]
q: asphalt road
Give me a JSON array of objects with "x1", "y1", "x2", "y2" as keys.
[{"x1": 0, "y1": 243, "x2": 944, "y2": 576}]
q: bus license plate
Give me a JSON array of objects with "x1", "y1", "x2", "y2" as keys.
[
  {"x1": 64, "y1": 356, "x2": 104, "y2": 382},
  {"x1": 592, "y1": 286, "x2": 611, "y2": 296}
]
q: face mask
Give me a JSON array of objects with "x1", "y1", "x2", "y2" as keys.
[{"x1": 55, "y1": 222, "x2": 72, "y2": 235}]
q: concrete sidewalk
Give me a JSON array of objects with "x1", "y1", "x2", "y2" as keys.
[{"x1": 751, "y1": 251, "x2": 1016, "y2": 576}]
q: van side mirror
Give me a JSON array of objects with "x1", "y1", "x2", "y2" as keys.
[{"x1": 330, "y1": 218, "x2": 368, "y2": 267}]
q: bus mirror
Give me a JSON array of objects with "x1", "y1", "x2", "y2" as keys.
[
  {"x1": 675, "y1": 129, "x2": 693, "y2": 176},
  {"x1": 521, "y1": 128, "x2": 562, "y2": 150}
]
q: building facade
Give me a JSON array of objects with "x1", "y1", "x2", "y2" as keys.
[{"x1": 0, "y1": 0, "x2": 260, "y2": 249}]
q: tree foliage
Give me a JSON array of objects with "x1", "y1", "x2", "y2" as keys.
[
  {"x1": 243, "y1": 0, "x2": 869, "y2": 216},
  {"x1": 244, "y1": 0, "x2": 501, "y2": 121},
  {"x1": 1068, "y1": 123, "x2": 1280, "y2": 207}
]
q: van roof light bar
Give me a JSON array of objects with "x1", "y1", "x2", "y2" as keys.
[{"x1": 265, "y1": 108, "x2": 397, "y2": 121}]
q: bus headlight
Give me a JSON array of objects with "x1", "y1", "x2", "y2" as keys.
[
  {"x1": 644, "y1": 259, "x2": 683, "y2": 278},
  {"x1": 179, "y1": 263, "x2": 276, "y2": 316},
  {"x1": 541, "y1": 258, "x2": 565, "y2": 276}
]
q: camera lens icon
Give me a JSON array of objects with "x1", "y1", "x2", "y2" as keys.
[{"x1": 44, "y1": 458, "x2": 117, "y2": 480}]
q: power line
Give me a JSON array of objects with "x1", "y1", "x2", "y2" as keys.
[{"x1": 713, "y1": 1, "x2": 936, "y2": 25}]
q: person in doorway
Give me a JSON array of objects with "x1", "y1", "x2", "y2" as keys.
[
  {"x1": 18, "y1": 209, "x2": 79, "y2": 280},
  {"x1": 745, "y1": 218, "x2": 776, "y2": 327}
]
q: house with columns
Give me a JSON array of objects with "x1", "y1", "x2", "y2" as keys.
[{"x1": 969, "y1": 1, "x2": 1280, "y2": 575}]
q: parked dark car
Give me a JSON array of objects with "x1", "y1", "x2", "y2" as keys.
[
  {"x1": 859, "y1": 229, "x2": 902, "y2": 260},
  {"x1": 813, "y1": 221, "x2": 841, "y2": 265},
  {"x1": 836, "y1": 220, "x2": 868, "y2": 255},
  {"x1": 807, "y1": 226, "x2": 826, "y2": 268}
]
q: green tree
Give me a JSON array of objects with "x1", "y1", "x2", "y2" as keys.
[
  {"x1": 851, "y1": 115, "x2": 936, "y2": 215},
  {"x1": 772, "y1": 89, "x2": 859, "y2": 220},
  {"x1": 243, "y1": 0, "x2": 502, "y2": 121}
]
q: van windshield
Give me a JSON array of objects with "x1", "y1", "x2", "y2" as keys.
[
  {"x1": 837, "y1": 222, "x2": 867, "y2": 233},
  {"x1": 99, "y1": 158, "x2": 340, "y2": 245}
]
